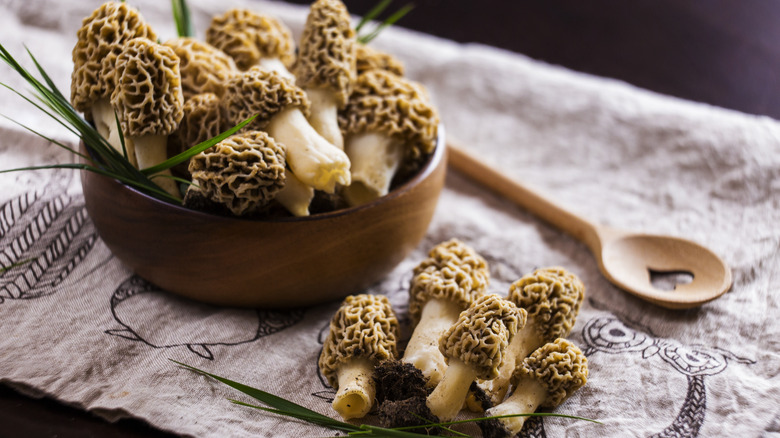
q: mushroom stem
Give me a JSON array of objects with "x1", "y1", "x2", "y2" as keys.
[
  {"x1": 333, "y1": 357, "x2": 376, "y2": 420},
  {"x1": 402, "y1": 298, "x2": 463, "y2": 387},
  {"x1": 426, "y1": 358, "x2": 478, "y2": 422},
  {"x1": 257, "y1": 57, "x2": 295, "y2": 82},
  {"x1": 91, "y1": 98, "x2": 137, "y2": 167},
  {"x1": 266, "y1": 107, "x2": 351, "y2": 193},
  {"x1": 484, "y1": 376, "x2": 547, "y2": 437},
  {"x1": 305, "y1": 87, "x2": 344, "y2": 150},
  {"x1": 275, "y1": 170, "x2": 314, "y2": 216},
  {"x1": 132, "y1": 133, "x2": 180, "y2": 197},
  {"x1": 478, "y1": 317, "x2": 546, "y2": 407},
  {"x1": 342, "y1": 131, "x2": 403, "y2": 206}
]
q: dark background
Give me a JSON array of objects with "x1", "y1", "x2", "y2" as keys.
[{"x1": 3, "y1": 1, "x2": 779, "y2": 437}]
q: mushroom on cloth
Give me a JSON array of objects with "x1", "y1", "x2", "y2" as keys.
[
  {"x1": 426, "y1": 294, "x2": 526, "y2": 422},
  {"x1": 183, "y1": 130, "x2": 286, "y2": 216},
  {"x1": 402, "y1": 239, "x2": 490, "y2": 387},
  {"x1": 70, "y1": 1, "x2": 156, "y2": 159},
  {"x1": 338, "y1": 70, "x2": 439, "y2": 206},
  {"x1": 479, "y1": 338, "x2": 588, "y2": 438},
  {"x1": 206, "y1": 8, "x2": 296, "y2": 80},
  {"x1": 221, "y1": 67, "x2": 351, "y2": 194},
  {"x1": 355, "y1": 44, "x2": 405, "y2": 77},
  {"x1": 112, "y1": 37, "x2": 184, "y2": 197},
  {"x1": 295, "y1": 0, "x2": 357, "y2": 150},
  {"x1": 474, "y1": 267, "x2": 585, "y2": 408},
  {"x1": 163, "y1": 38, "x2": 237, "y2": 100},
  {"x1": 319, "y1": 294, "x2": 399, "y2": 420}
]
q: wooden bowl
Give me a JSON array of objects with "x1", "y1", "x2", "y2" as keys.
[{"x1": 80, "y1": 134, "x2": 447, "y2": 308}]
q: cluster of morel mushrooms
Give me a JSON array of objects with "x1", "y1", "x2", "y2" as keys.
[
  {"x1": 70, "y1": 0, "x2": 438, "y2": 217},
  {"x1": 320, "y1": 239, "x2": 589, "y2": 436}
]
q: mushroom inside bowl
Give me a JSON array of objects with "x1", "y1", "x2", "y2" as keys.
[{"x1": 79, "y1": 130, "x2": 446, "y2": 309}]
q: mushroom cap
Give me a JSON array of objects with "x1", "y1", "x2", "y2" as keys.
[
  {"x1": 508, "y1": 268, "x2": 585, "y2": 342},
  {"x1": 172, "y1": 93, "x2": 225, "y2": 156},
  {"x1": 338, "y1": 70, "x2": 439, "y2": 162},
  {"x1": 221, "y1": 66, "x2": 310, "y2": 130},
  {"x1": 295, "y1": 0, "x2": 356, "y2": 107},
  {"x1": 206, "y1": 8, "x2": 296, "y2": 71},
  {"x1": 163, "y1": 38, "x2": 237, "y2": 100},
  {"x1": 111, "y1": 38, "x2": 184, "y2": 137},
  {"x1": 319, "y1": 294, "x2": 399, "y2": 389},
  {"x1": 355, "y1": 44, "x2": 405, "y2": 77},
  {"x1": 188, "y1": 130, "x2": 286, "y2": 216},
  {"x1": 408, "y1": 239, "x2": 490, "y2": 322},
  {"x1": 515, "y1": 338, "x2": 588, "y2": 408},
  {"x1": 439, "y1": 294, "x2": 526, "y2": 380},
  {"x1": 70, "y1": 1, "x2": 157, "y2": 114}
]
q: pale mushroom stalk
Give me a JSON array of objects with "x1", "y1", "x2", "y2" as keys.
[
  {"x1": 480, "y1": 339, "x2": 588, "y2": 438},
  {"x1": 265, "y1": 107, "x2": 350, "y2": 193},
  {"x1": 257, "y1": 58, "x2": 295, "y2": 81},
  {"x1": 343, "y1": 131, "x2": 403, "y2": 206},
  {"x1": 474, "y1": 267, "x2": 585, "y2": 408},
  {"x1": 319, "y1": 294, "x2": 399, "y2": 421},
  {"x1": 91, "y1": 98, "x2": 137, "y2": 167},
  {"x1": 306, "y1": 87, "x2": 345, "y2": 149},
  {"x1": 425, "y1": 294, "x2": 525, "y2": 422},
  {"x1": 274, "y1": 170, "x2": 314, "y2": 217},
  {"x1": 401, "y1": 297, "x2": 462, "y2": 387}
]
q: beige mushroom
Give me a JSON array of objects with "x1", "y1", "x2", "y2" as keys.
[
  {"x1": 295, "y1": 0, "x2": 357, "y2": 150},
  {"x1": 426, "y1": 294, "x2": 526, "y2": 422},
  {"x1": 402, "y1": 239, "x2": 489, "y2": 387},
  {"x1": 480, "y1": 338, "x2": 588, "y2": 437},
  {"x1": 355, "y1": 44, "x2": 405, "y2": 77},
  {"x1": 221, "y1": 67, "x2": 350, "y2": 194},
  {"x1": 319, "y1": 294, "x2": 399, "y2": 420},
  {"x1": 338, "y1": 70, "x2": 438, "y2": 206},
  {"x1": 475, "y1": 267, "x2": 585, "y2": 408},
  {"x1": 274, "y1": 172, "x2": 315, "y2": 217},
  {"x1": 184, "y1": 130, "x2": 286, "y2": 216},
  {"x1": 70, "y1": 1, "x2": 156, "y2": 159},
  {"x1": 112, "y1": 37, "x2": 184, "y2": 197},
  {"x1": 163, "y1": 38, "x2": 237, "y2": 100},
  {"x1": 206, "y1": 8, "x2": 295, "y2": 80}
]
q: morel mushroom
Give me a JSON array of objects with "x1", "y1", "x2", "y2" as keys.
[
  {"x1": 355, "y1": 44, "x2": 405, "y2": 77},
  {"x1": 479, "y1": 338, "x2": 588, "y2": 438},
  {"x1": 319, "y1": 294, "x2": 399, "y2": 420},
  {"x1": 338, "y1": 70, "x2": 438, "y2": 206},
  {"x1": 184, "y1": 130, "x2": 286, "y2": 216},
  {"x1": 70, "y1": 1, "x2": 156, "y2": 156},
  {"x1": 111, "y1": 37, "x2": 184, "y2": 197},
  {"x1": 206, "y1": 8, "x2": 296, "y2": 79},
  {"x1": 171, "y1": 93, "x2": 224, "y2": 155},
  {"x1": 402, "y1": 239, "x2": 490, "y2": 387},
  {"x1": 475, "y1": 267, "x2": 585, "y2": 407},
  {"x1": 426, "y1": 294, "x2": 526, "y2": 422},
  {"x1": 163, "y1": 38, "x2": 237, "y2": 100},
  {"x1": 295, "y1": 0, "x2": 357, "y2": 150},
  {"x1": 221, "y1": 67, "x2": 350, "y2": 193}
]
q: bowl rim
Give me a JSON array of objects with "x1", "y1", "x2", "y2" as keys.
[{"x1": 83, "y1": 126, "x2": 446, "y2": 223}]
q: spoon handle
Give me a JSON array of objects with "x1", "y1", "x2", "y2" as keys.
[{"x1": 446, "y1": 142, "x2": 604, "y2": 253}]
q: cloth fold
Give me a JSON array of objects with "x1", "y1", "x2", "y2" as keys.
[{"x1": 0, "y1": 0, "x2": 778, "y2": 437}]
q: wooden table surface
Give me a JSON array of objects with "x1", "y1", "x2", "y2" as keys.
[{"x1": 3, "y1": 1, "x2": 779, "y2": 436}]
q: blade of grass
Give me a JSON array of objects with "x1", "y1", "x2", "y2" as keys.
[
  {"x1": 355, "y1": 0, "x2": 392, "y2": 32},
  {"x1": 0, "y1": 114, "x2": 88, "y2": 160},
  {"x1": 171, "y1": 0, "x2": 195, "y2": 38},
  {"x1": 0, "y1": 259, "x2": 32, "y2": 274},
  {"x1": 358, "y1": 3, "x2": 414, "y2": 44}
]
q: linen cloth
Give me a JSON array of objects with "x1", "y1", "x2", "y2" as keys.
[{"x1": 0, "y1": 0, "x2": 778, "y2": 437}]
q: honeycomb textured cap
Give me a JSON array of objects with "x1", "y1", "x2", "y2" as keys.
[
  {"x1": 172, "y1": 93, "x2": 225, "y2": 156},
  {"x1": 355, "y1": 44, "x2": 405, "y2": 77},
  {"x1": 295, "y1": 0, "x2": 356, "y2": 107},
  {"x1": 338, "y1": 70, "x2": 438, "y2": 163},
  {"x1": 188, "y1": 130, "x2": 287, "y2": 216},
  {"x1": 439, "y1": 294, "x2": 526, "y2": 380},
  {"x1": 515, "y1": 338, "x2": 588, "y2": 408},
  {"x1": 222, "y1": 66, "x2": 310, "y2": 129},
  {"x1": 408, "y1": 239, "x2": 490, "y2": 322},
  {"x1": 318, "y1": 294, "x2": 399, "y2": 389},
  {"x1": 206, "y1": 8, "x2": 295, "y2": 71},
  {"x1": 70, "y1": 1, "x2": 157, "y2": 114},
  {"x1": 164, "y1": 38, "x2": 237, "y2": 99},
  {"x1": 110, "y1": 38, "x2": 183, "y2": 137},
  {"x1": 508, "y1": 267, "x2": 585, "y2": 342}
]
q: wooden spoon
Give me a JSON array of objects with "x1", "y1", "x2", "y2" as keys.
[{"x1": 447, "y1": 142, "x2": 732, "y2": 309}]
